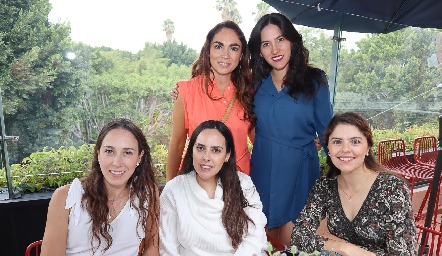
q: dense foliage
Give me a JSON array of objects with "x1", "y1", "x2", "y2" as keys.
[
  {"x1": 1, "y1": 123, "x2": 437, "y2": 191},
  {"x1": 1, "y1": 0, "x2": 194, "y2": 163},
  {"x1": 0, "y1": 0, "x2": 441, "y2": 192}
]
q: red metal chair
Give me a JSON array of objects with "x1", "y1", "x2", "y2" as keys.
[
  {"x1": 377, "y1": 139, "x2": 434, "y2": 197},
  {"x1": 416, "y1": 224, "x2": 442, "y2": 256},
  {"x1": 413, "y1": 136, "x2": 437, "y2": 168},
  {"x1": 377, "y1": 139, "x2": 439, "y2": 227},
  {"x1": 25, "y1": 240, "x2": 42, "y2": 256}
]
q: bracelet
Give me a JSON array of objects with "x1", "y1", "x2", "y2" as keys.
[{"x1": 331, "y1": 240, "x2": 338, "y2": 252}]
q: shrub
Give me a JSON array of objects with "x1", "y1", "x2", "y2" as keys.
[
  {"x1": 1, "y1": 122, "x2": 438, "y2": 191},
  {"x1": 0, "y1": 145, "x2": 94, "y2": 192},
  {"x1": 1, "y1": 143, "x2": 165, "y2": 193}
]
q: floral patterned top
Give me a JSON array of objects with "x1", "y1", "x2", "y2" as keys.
[{"x1": 291, "y1": 172, "x2": 417, "y2": 256}]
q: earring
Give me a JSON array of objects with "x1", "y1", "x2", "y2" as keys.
[
  {"x1": 136, "y1": 163, "x2": 139, "y2": 167},
  {"x1": 225, "y1": 159, "x2": 228, "y2": 163}
]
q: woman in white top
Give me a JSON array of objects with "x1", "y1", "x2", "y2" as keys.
[
  {"x1": 160, "y1": 120, "x2": 267, "y2": 255},
  {"x1": 41, "y1": 118, "x2": 160, "y2": 256}
]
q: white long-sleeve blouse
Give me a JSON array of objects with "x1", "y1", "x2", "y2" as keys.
[{"x1": 159, "y1": 171, "x2": 267, "y2": 256}]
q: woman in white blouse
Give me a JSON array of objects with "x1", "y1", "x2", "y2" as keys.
[
  {"x1": 159, "y1": 120, "x2": 267, "y2": 255},
  {"x1": 41, "y1": 118, "x2": 159, "y2": 255}
]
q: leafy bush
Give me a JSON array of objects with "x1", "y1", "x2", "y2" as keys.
[
  {"x1": 1, "y1": 143, "x2": 165, "y2": 192},
  {"x1": 1, "y1": 122, "x2": 438, "y2": 191},
  {"x1": 0, "y1": 145, "x2": 94, "y2": 192}
]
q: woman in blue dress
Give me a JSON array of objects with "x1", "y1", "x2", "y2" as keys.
[{"x1": 248, "y1": 13, "x2": 333, "y2": 246}]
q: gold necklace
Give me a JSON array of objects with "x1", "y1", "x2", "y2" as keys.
[
  {"x1": 108, "y1": 189, "x2": 126, "y2": 220},
  {"x1": 339, "y1": 172, "x2": 370, "y2": 202}
]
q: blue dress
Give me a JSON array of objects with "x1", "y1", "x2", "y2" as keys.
[{"x1": 250, "y1": 73, "x2": 333, "y2": 229}]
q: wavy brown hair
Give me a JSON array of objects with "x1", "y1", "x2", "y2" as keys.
[
  {"x1": 248, "y1": 13, "x2": 327, "y2": 101},
  {"x1": 81, "y1": 118, "x2": 159, "y2": 253},
  {"x1": 191, "y1": 21, "x2": 256, "y2": 130},
  {"x1": 323, "y1": 112, "x2": 388, "y2": 178},
  {"x1": 179, "y1": 120, "x2": 253, "y2": 250}
]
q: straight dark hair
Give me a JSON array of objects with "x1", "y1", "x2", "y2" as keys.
[
  {"x1": 179, "y1": 120, "x2": 253, "y2": 250},
  {"x1": 248, "y1": 12, "x2": 327, "y2": 101}
]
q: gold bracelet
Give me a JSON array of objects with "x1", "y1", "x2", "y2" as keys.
[{"x1": 331, "y1": 240, "x2": 338, "y2": 252}]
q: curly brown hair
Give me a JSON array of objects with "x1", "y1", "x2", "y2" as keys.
[
  {"x1": 191, "y1": 20, "x2": 256, "y2": 130},
  {"x1": 179, "y1": 120, "x2": 254, "y2": 250},
  {"x1": 81, "y1": 118, "x2": 159, "y2": 253}
]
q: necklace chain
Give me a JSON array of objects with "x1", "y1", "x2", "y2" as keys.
[
  {"x1": 339, "y1": 172, "x2": 370, "y2": 202},
  {"x1": 108, "y1": 189, "x2": 126, "y2": 220}
]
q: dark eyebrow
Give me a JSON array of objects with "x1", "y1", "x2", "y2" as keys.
[
  {"x1": 213, "y1": 41, "x2": 240, "y2": 48},
  {"x1": 195, "y1": 143, "x2": 223, "y2": 150},
  {"x1": 261, "y1": 34, "x2": 284, "y2": 44},
  {"x1": 330, "y1": 137, "x2": 363, "y2": 140},
  {"x1": 102, "y1": 145, "x2": 136, "y2": 151}
]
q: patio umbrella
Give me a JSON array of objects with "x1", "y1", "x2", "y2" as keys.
[
  {"x1": 263, "y1": 0, "x2": 442, "y2": 33},
  {"x1": 263, "y1": 0, "x2": 442, "y2": 104},
  {"x1": 262, "y1": 0, "x2": 442, "y2": 254}
]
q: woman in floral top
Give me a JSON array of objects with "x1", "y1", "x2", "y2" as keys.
[{"x1": 291, "y1": 112, "x2": 417, "y2": 256}]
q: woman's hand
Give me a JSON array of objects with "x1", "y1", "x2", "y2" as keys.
[
  {"x1": 327, "y1": 240, "x2": 376, "y2": 256},
  {"x1": 314, "y1": 135, "x2": 322, "y2": 151},
  {"x1": 170, "y1": 86, "x2": 179, "y2": 102}
]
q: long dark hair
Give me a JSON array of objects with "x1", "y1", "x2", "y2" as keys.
[
  {"x1": 192, "y1": 21, "x2": 256, "y2": 130},
  {"x1": 179, "y1": 120, "x2": 253, "y2": 249},
  {"x1": 323, "y1": 112, "x2": 386, "y2": 178},
  {"x1": 81, "y1": 118, "x2": 159, "y2": 253},
  {"x1": 248, "y1": 12, "x2": 327, "y2": 101}
]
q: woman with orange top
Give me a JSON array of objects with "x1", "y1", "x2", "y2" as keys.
[{"x1": 166, "y1": 20, "x2": 255, "y2": 181}]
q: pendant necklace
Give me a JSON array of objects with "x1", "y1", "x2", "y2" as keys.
[
  {"x1": 339, "y1": 172, "x2": 370, "y2": 202},
  {"x1": 108, "y1": 189, "x2": 126, "y2": 220}
]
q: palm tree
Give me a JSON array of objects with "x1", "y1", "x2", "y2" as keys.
[
  {"x1": 162, "y1": 19, "x2": 175, "y2": 41},
  {"x1": 215, "y1": 0, "x2": 242, "y2": 24},
  {"x1": 252, "y1": 2, "x2": 272, "y2": 22}
]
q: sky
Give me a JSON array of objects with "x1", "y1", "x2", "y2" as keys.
[{"x1": 48, "y1": 0, "x2": 366, "y2": 53}]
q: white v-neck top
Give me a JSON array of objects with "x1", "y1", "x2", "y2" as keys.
[{"x1": 65, "y1": 178, "x2": 145, "y2": 255}]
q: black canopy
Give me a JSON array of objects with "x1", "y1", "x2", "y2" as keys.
[{"x1": 263, "y1": 0, "x2": 442, "y2": 33}]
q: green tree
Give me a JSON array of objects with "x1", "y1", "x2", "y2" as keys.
[
  {"x1": 436, "y1": 32, "x2": 442, "y2": 75},
  {"x1": 74, "y1": 43, "x2": 191, "y2": 147},
  {"x1": 1, "y1": 0, "x2": 86, "y2": 160},
  {"x1": 162, "y1": 19, "x2": 175, "y2": 41},
  {"x1": 297, "y1": 26, "x2": 332, "y2": 72},
  {"x1": 335, "y1": 27, "x2": 441, "y2": 129},
  {"x1": 155, "y1": 40, "x2": 198, "y2": 67}
]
